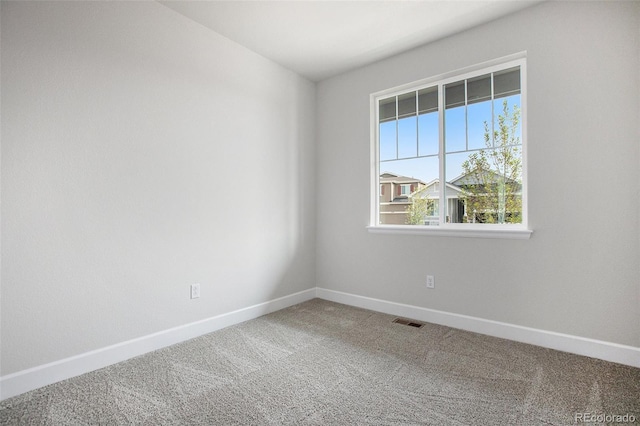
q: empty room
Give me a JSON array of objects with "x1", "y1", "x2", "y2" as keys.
[{"x1": 1, "y1": 0, "x2": 639, "y2": 424}]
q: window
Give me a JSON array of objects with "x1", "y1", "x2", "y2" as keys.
[{"x1": 370, "y1": 54, "x2": 530, "y2": 238}]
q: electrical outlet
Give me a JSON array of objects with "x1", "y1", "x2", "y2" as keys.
[
  {"x1": 190, "y1": 283, "x2": 200, "y2": 299},
  {"x1": 426, "y1": 275, "x2": 435, "y2": 289}
]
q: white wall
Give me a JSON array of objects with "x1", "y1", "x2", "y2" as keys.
[
  {"x1": 1, "y1": 0, "x2": 638, "y2": 388},
  {"x1": 316, "y1": 1, "x2": 640, "y2": 347},
  {"x1": 1, "y1": 1, "x2": 316, "y2": 375}
]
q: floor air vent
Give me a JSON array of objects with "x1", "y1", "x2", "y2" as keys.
[{"x1": 392, "y1": 318, "x2": 425, "y2": 328}]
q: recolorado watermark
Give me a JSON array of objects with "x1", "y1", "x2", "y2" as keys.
[{"x1": 575, "y1": 412, "x2": 636, "y2": 423}]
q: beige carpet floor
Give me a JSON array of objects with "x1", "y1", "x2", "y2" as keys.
[{"x1": 1, "y1": 298, "x2": 639, "y2": 425}]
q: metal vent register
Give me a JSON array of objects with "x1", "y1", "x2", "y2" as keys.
[{"x1": 392, "y1": 318, "x2": 425, "y2": 328}]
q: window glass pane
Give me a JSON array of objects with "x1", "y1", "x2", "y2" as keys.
[
  {"x1": 398, "y1": 116, "x2": 417, "y2": 158},
  {"x1": 445, "y1": 81, "x2": 465, "y2": 109},
  {"x1": 493, "y1": 94, "x2": 521, "y2": 149},
  {"x1": 418, "y1": 86, "x2": 438, "y2": 156},
  {"x1": 445, "y1": 105, "x2": 465, "y2": 153},
  {"x1": 379, "y1": 96, "x2": 396, "y2": 122},
  {"x1": 409, "y1": 196, "x2": 440, "y2": 226},
  {"x1": 379, "y1": 157, "x2": 438, "y2": 226},
  {"x1": 418, "y1": 86, "x2": 438, "y2": 114},
  {"x1": 444, "y1": 152, "x2": 468, "y2": 223},
  {"x1": 379, "y1": 120, "x2": 396, "y2": 161},
  {"x1": 381, "y1": 157, "x2": 439, "y2": 184},
  {"x1": 467, "y1": 74, "x2": 491, "y2": 105},
  {"x1": 445, "y1": 151, "x2": 468, "y2": 185},
  {"x1": 449, "y1": 104, "x2": 523, "y2": 225},
  {"x1": 457, "y1": 147, "x2": 522, "y2": 224},
  {"x1": 375, "y1": 60, "x2": 525, "y2": 228},
  {"x1": 418, "y1": 112, "x2": 438, "y2": 156},
  {"x1": 398, "y1": 92, "x2": 417, "y2": 118},
  {"x1": 494, "y1": 67, "x2": 520, "y2": 99},
  {"x1": 467, "y1": 100, "x2": 492, "y2": 150}
]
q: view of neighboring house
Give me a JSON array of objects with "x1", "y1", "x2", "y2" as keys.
[
  {"x1": 379, "y1": 173, "x2": 426, "y2": 225},
  {"x1": 411, "y1": 179, "x2": 465, "y2": 225},
  {"x1": 380, "y1": 171, "x2": 522, "y2": 225}
]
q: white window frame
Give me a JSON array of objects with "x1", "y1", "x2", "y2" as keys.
[{"x1": 368, "y1": 53, "x2": 532, "y2": 239}]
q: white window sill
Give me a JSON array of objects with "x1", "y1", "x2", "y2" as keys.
[{"x1": 366, "y1": 225, "x2": 532, "y2": 240}]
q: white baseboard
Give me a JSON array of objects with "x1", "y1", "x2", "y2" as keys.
[
  {"x1": 0, "y1": 288, "x2": 316, "y2": 401},
  {"x1": 3, "y1": 287, "x2": 638, "y2": 401},
  {"x1": 316, "y1": 288, "x2": 640, "y2": 369}
]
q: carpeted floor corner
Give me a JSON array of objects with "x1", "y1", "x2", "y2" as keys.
[{"x1": 1, "y1": 298, "x2": 639, "y2": 425}]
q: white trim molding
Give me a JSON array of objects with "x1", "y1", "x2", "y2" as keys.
[
  {"x1": 315, "y1": 288, "x2": 640, "y2": 369},
  {"x1": 0, "y1": 288, "x2": 316, "y2": 401},
  {"x1": 370, "y1": 53, "x2": 530, "y2": 236},
  {"x1": 367, "y1": 225, "x2": 532, "y2": 239},
  {"x1": 2, "y1": 286, "x2": 638, "y2": 402}
]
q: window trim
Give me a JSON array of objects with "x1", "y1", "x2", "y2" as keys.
[
  {"x1": 369, "y1": 52, "x2": 531, "y2": 239},
  {"x1": 366, "y1": 224, "x2": 532, "y2": 239}
]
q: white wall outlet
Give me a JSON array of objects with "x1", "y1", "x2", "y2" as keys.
[
  {"x1": 190, "y1": 283, "x2": 200, "y2": 299},
  {"x1": 426, "y1": 275, "x2": 435, "y2": 289}
]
